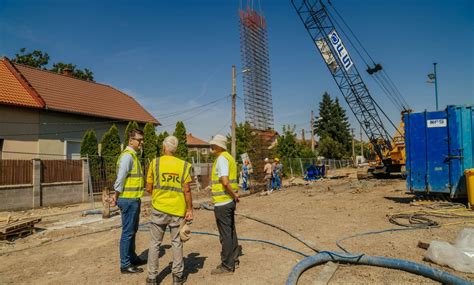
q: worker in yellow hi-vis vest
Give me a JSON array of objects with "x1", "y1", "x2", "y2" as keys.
[
  {"x1": 111, "y1": 129, "x2": 146, "y2": 274},
  {"x1": 208, "y1": 134, "x2": 242, "y2": 275},
  {"x1": 145, "y1": 136, "x2": 193, "y2": 285}
]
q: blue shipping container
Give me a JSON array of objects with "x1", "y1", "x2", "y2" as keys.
[{"x1": 404, "y1": 105, "x2": 474, "y2": 198}]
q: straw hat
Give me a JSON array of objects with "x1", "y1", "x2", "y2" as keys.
[{"x1": 209, "y1": 134, "x2": 227, "y2": 150}]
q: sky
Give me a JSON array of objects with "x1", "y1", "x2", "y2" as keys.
[{"x1": 0, "y1": 0, "x2": 473, "y2": 141}]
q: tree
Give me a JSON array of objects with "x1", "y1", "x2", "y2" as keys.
[
  {"x1": 173, "y1": 121, "x2": 188, "y2": 160},
  {"x1": 226, "y1": 122, "x2": 259, "y2": 161},
  {"x1": 11, "y1": 48, "x2": 94, "y2": 81},
  {"x1": 50, "y1": 62, "x2": 94, "y2": 81},
  {"x1": 318, "y1": 136, "x2": 346, "y2": 159},
  {"x1": 314, "y1": 92, "x2": 351, "y2": 157},
  {"x1": 156, "y1": 131, "x2": 169, "y2": 156},
  {"x1": 80, "y1": 129, "x2": 99, "y2": 177},
  {"x1": 124, "y1": 121, "x2": 140, "y2": 145},
  {"x1": 276, "y1": 125, "x2": 302, "y2": 159},
  {"x1": 143, "y1": 123, "x2": 157, "y2": 163},
  {"x1": 100, "y1": 124, "x2": 122, "y2": 159},
  {"x1": 12, "y1": 48, "x2": 50, "y2": 68},
  {"x1": 331, "y1": 98, "x2": 351, "y2": 152}
]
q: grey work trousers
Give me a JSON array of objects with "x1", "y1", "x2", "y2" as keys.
[
  {"x1": 147, "y1": 209, "x2": 184, "y2": 279},
  {"x1": 214, "y1": 200, "x2": 240, "y2": 270}
]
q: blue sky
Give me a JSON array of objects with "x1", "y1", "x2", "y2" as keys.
[{"x1": 1, "y1": 0, "x2": 472, "y2": 141}]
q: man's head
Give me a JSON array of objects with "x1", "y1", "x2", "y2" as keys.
[
  {"x1": 274, "y1": 157, "x2": 280, "y2": 164},
  {"x1": 244, "y1": 160, "x2": 249, "y2": 165},
  {"x1": 209, "y1": 134, "x2": 227, "y2": 154},
  {"x1": 163, "y1": 135, "x2": 179, "y2": 155},
  {"x1": 128, "y1": 129, "x2": 144, "y2": 151},
  {"x1": 264, "y1": 158, "x2": 269, "y2": 163}
]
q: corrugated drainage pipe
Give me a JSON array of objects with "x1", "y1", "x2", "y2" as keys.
[{"x1": 286, "y1": 251, "x2": 471, "y2": 285}]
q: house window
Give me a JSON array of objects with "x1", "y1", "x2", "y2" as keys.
[
  {"x1": 65, "y1": 140, "x2": 81, "y2": 160},
  {"x1": 201, "y1": 148, "x2": 208, "y2": 155}
]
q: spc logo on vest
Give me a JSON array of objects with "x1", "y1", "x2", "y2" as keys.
[{"x1": 161, "y1": 173, "x2": 180, "y2": 183}]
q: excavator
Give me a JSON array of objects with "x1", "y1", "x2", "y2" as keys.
[{"x1": 291, "y1": 0, "x2": 410, "y2": 178}]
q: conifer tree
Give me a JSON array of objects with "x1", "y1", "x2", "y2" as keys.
[
  {"x1": 156, "y1": 131, "x2": 169, "y2": 156},
  {"x1": 173, "y1": 121, "x2": 188, "y2": 160},
  {"x1": 143, "y1": 122, "x2": 157, "y2": 163},
  {"x1": 124, "y1": 121, "x2": 140, "y2": 144},
  {"x1": 101, "y1": 124, "x2": 122, "y2": 159},
  {"x1": 80, "y1": 129, "x2": 98, "y2": 157}
]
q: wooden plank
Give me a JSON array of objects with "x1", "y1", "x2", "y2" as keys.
[
  {"x1": 0, "y1": 217, "x2": 41, "y2": 234},
  {"x1": 313, "y1": 262, "x2": 339, "y2": 285}
]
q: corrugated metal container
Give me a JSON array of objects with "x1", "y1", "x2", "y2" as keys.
[{"x1": 404, "y1": 105, "x2": 474, "y2": 197}]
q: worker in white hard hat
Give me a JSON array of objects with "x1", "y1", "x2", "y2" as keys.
[
  {"x1": 208, "y1": 134, "x2": 242, "y2": 275},
  {"x1": 263, "y1": 157, "x2": 273, "y2": 193},
  {"x1": 145, "y1": 136, "x2": 193, "y2": 285}
]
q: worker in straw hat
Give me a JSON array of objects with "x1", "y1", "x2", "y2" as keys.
[
  {"x1": 145, "y1": 136, "x2": 193, "y2": 285},
  {"x1": 208, "y1": 134, "x2": 241, "y2": 275}
]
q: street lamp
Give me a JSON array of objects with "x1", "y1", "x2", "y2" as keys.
[
  {"x1": 427, "y1": 62, "x2": 439, "y2": 111},
  {"x1": 231, "y1": 65, "x2": 251, "y2": 159}
]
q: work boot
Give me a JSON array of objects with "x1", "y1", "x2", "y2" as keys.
[
  {"x1": 210, "y1": 265, "x2": 234, "y2": 275},
  {"x1": 172, "y1": 274, "x2": 186, "y2": 285}
]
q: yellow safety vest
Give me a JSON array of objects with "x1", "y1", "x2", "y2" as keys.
[
  {"x1": 116, "y1": 149, "x2": 144, "y2": 199},
  {"x1": 152, "y1": 155, "x2": 191, "y2": 217},
  {"x1": 211, "y1": 151, "x2": 238, "y2": 204}
]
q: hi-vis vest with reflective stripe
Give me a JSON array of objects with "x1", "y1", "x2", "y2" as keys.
[
  {"x1": 211, "y1": 151, "x2": 238, "y2": 204},
  {"x1": 116, "y1": 149, "x2": 144, "y2": 199},
  {"x1": 152, "y1": 156, "x2": 191, "y2": 217}
]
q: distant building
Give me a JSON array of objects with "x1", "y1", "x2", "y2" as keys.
[
  {"x1": 186, "y1": 133, "x2": 211, "y2": 156},
  {"x1": 0, "y1": 57, "x2": 159, "y2": 159}
]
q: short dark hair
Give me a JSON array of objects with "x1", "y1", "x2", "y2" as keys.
[{"x1": 129, "y1": 129, "x2": 144, "y2": 139}]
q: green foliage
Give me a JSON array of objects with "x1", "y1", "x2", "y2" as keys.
[
  {"x1": 314, "y1": 92, "x2": 351, "y2": 157},
  {"x1": 276, "y1": 125, "x2": 303, "y2": 159},
  {"x1": 12, "y1": 48, "x2": 49, "y2": 68},
  {"x1": 100, "y1": 124, "x2": 122, "y2": 158},
  {"x1": 318, "y1": 136, "x2": 346, "y2": 159},
  {"x1": 143, "y1": 123, "x2": 157, "y2": 162},
  {"x1": 80, "y1": 129, "x2": 98, "y2": 157},
  {"x1": 50, "y1": 62, "x2": 94, "y2": 81},
  {"x1": 173, "y1": 121, "x2": 188, "y2": 160},
  {"x1": 12, "y1": 48, "x2": 94, "y2": 81},
  {"x1": 299, "y1": 145, "x2": 316, "y2": 158},
  {"x1": 156, "y1": 131, "x2": 169, "y2": 156},
  {"x1": 80, "y1": 130, "x2": 99, "y2": 177},
  {"x1": 226, "y1": 122, "x2": 259, "y2": 161},
  {"x1": 124, "y1": 121, "x2": 140, "y2": 145}
]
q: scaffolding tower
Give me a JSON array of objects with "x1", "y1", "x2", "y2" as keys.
[{"x1": 239, "y1": 6, "x2": 274, "y2": 131}]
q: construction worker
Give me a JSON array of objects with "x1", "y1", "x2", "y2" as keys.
[
  {"x1": 241, "y1": 160, "x2": 250, "y2": 192},
  {"x1": 111, "y1": 129, "x2": 146, "y2": 274},
  {"x1": 209, "y1": 134, "x2": 241, "y2": 275},
  {"x1": 145, "y1": 136, "x2": 193, "y2": 285},
  {"x1": 272, "y1": 158, "x2": 283, "y2": 190},
  {"x1": 263, "y1": 158, "x2": 273, "y2": 193}
]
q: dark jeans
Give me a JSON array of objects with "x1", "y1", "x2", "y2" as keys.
[
  {"x1": 117, "y1": 198, "x2": 141, "y2": 268},
  {"x1": 214, "y1": 201, "x2": 240, "y2": 270}
]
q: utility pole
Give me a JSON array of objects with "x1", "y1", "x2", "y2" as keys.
[
  {"x1": 231, "y1": 65, "x2": 237, "y2": 159},
  {"x1": 310, "y1": 110, "x2": 315, "y2": 152},
  {"x1": 434, "y1": 62, "x2": 439, "y2": 111},
  {"x1": 360, "y1": 125, "x2": 363, "y2": 158},
  {"x1": 301, "y1": 129, "x2": 305, "y2": 143},
  {"x1": 351, "y1": 128, "x2": 355, "y2": 166}
]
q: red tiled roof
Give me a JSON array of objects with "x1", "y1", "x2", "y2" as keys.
[
  {"x1": 0, "y1": 58, "x2": 159, "y2": 125},
  {"x1": 186, "y1": 133, "x2": 210, "y2": 146},
  {"x1": 0, "y1": 59, "x2": 44, "y2": 108}
]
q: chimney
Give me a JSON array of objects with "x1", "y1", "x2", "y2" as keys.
[{"x1": 62, "y1": 68, "x2": 73, "y2": 77}]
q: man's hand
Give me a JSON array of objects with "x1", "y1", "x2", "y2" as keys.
[
  {"x1": 234, "y1": 193, "x2": 240, "y2": 203},
  {"x1": 110, "y1": 195, "x2": 117, "y2": 207},
  {"x1": 185, "y1": 209, "x2": 193, "y2": 221}
]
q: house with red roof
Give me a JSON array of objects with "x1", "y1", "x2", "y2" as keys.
[
  {"x1": 0, "y1": 57, "x2": 159, "y2": 159},
  {"x1": 186, "y1": 133, "x2": 211, "y2": 162}
]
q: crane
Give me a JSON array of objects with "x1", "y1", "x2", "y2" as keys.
[{"x1": 291, "y1": 0, "x2": 408, "y2": 176}]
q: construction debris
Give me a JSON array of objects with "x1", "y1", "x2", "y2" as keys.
[{"x1": 0, "y1": 216, "x2": 41, "y2": 240}]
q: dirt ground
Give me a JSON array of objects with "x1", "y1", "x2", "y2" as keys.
[{"x1": 1, "y1": 168, "x2": 473, "y2": 284}]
